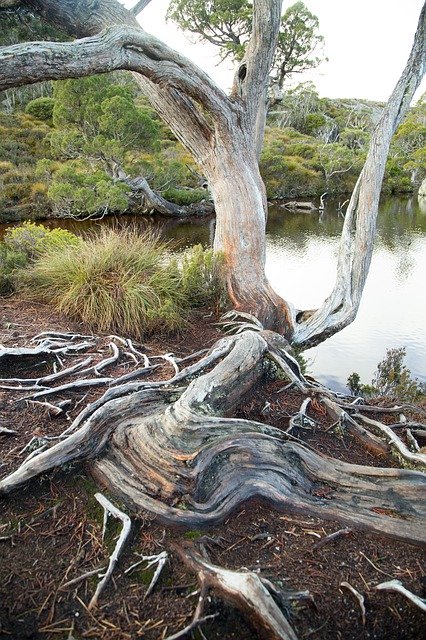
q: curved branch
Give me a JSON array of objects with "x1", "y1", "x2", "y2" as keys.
[
  {"x1": 0, "y1": 25, "x2": 229, "y2": 123},
  {"x1": 295, "y1": 2, "x2": 426, "y2": 346}
]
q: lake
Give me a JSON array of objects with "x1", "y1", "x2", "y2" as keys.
[{"x1": 2, "y1": 195, "x2": 425, "y2": 392}]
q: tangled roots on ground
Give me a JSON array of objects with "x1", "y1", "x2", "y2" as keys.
[{"x1": 1, "y1": 330, "x2": 425, "y2": 545}]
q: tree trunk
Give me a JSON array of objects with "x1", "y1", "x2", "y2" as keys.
[{"x1": 204, "y1": 138, "x2": 293, "y2": 335}]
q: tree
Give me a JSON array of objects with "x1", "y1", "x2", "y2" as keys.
[
  {"x1": 167, "y1": 0, "x2": 325, "y2": 90},
  {"x1": 0, "y1": 3, "x2": 426, "y2": 631}
]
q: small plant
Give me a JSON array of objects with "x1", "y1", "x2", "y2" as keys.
[
  {"x1": 16, "y1": 227, "x2": 188, "y2": 337},
  {"x1": 0, "y1": 244, "x2": 28, "y2": 295},
  {"x1": 180, "y1": 244, "x2": 225, "y2": 307},
  {"x1": 348, "y1": 347, "x2": 425, "y2": 402},
  {"x1": 4, "y1": 221, "x2": 80, "y2": 260}
]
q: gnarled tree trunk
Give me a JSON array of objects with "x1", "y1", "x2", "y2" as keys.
[{"x1": 1, "y1": 0, "x2": 425, "y2": 343}]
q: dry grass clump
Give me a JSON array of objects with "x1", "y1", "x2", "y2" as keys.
[{"x1": 17, "y1": 227, "x2": 186, "y2": 337}]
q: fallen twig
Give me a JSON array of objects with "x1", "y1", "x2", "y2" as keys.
[
  {"x1": 312, "y1": 527, "x2": 353, "y2": 550},
  {"x1": 375, "y1": 579, "x2": 426, "y2": 612},
  {"x1": 125, "y1": 550, "x2": 168, "y2": 599},
  {"x1": 88, "y1": 493, "x2": 131, "y2": 610}
]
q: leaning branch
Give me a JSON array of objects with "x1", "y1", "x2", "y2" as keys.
[
  {"x1": 0, "y1": 25, "x2": 230, "y2": 125},
  {"x1": 295, "y1": 2, "x2": 426, "y2": 346}
]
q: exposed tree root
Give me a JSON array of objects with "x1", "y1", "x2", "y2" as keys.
[
  {"x1": 1, "y1": 330, "x2": 425, "y2": 547},
  {"x1": 88, "y1": 493, "x2": 132, "y2": 610},
  {"x1": 172, "y1": 543, "x2": 301, "y2": 640},
  {"x1": 375, "y1": 580, "x2": 426, "y2": 612}
]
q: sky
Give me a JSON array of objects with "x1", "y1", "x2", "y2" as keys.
[{"x1": 123, "y1": 0, "x2": 426, "y2": 102}]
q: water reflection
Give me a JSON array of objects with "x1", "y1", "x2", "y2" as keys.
[{"x1": 1, "y1": 197, "x2": 424, "y2": 391}]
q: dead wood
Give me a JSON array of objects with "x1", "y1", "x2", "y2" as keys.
[
  {"x1": 1, "y1": 330, "x2": 425, "y2": 546},
  {"x1": 172, "y1": 542, "x2": 299, "y2": 640},
  {"x1": 88, "y1": 493, "x2": 131, "y2": 610},
  {"x1": 375, "y1": 579, "x2": 426, "y2": 612}
]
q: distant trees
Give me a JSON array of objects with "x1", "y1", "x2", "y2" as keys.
[{"x1": 167, "y1": 0, "x2": 325, "y2": 91}]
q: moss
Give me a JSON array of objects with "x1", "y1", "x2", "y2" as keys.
[{"x1": 183, "y1": 530, "x2": 203, "y2": 540}]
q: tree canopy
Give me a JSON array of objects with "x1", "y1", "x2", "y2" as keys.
[{"x1": 167, "y1": 0, "x2": 325, "y2": 89}]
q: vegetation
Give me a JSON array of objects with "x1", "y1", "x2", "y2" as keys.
[
  {"x1": 3, "y1": 224, "x2": 224, "y2": 337},
  {"x1": 1, "y1": 75, "x2": 423, "y2": 220},
  {"x1": 0, "y1": 221, "x2": 80, "y2": 294},
  {"x1": 347, "y1": 347, "x2": 425, "y2": 403}
]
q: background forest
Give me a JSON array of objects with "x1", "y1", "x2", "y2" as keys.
[
  {"x1": 0, "y1": 2, "x2": 425, "y2": 222},
  {"x1": 1, "y1": 73, "x2": 425, "y2": 222}
]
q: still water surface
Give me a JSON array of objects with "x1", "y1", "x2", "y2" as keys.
[{"x1": 2, "y1": 196, "x2": 425, "y2": 391}]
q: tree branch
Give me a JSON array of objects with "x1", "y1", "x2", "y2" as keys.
[
  {"x1": 295, "y1": 1, "x2": 426, "y2": 346},
  {"x1": 232, "y1": 0, "x2": 283, "y2": 152},
  {"x1": 130, "y1": 0, "x2": 152, "y2": 17}
]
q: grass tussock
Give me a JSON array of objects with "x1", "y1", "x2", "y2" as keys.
[{"x1": 17, "y1": 228, "x2": 186, "y2": 337}]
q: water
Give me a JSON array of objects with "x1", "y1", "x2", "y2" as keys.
[
  {"x1": 265, "y1": 197, "x2": 426, "y2": 391},
  {"x1": 1, "y1": 196, "x2": 425, "y2": 391}
]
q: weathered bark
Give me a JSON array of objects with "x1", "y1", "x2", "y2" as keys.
[
  {"x1": 1, "y1": 331, "x2": 425, "y2": 545},
  {"x1": 1, "y1": 1, "x2": 424, "y2": 342}
]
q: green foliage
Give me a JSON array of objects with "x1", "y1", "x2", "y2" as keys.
[
  {"x1": 347, "y1": 348, "x2": 425, "y2": 403},
  {"x1": 180, "y1": 244, "x2": 225, "y2": 306},
  {"x1": 162, "y1": 187, "x2": 209, "y2": 206},
  {"x1": 25, "y1": 97, "x2": 55, "y2": 123},
  {"x1": 0, "y1": 244, "x2": 28, "y2": 295},
  {"x1": 167, "y1": 1, "x2": 325, "y2": 85},
  {"x1": 47, "y1": 161, "x2": 129, "y2": 216},
  {"x1": 4, "y1": 221, "x2": 80, "y2": 259},
  {"x1": 273, "y1": 2, "x2": 325, "y2": 88},
  {"x1": 167, "y1": 0, "x2": 250, "y2": 61},
  {"x1": 52, "y1": 76, "x2": 160, "y2": 154},
  {"x1": 16, "y1": 228, "x2": 189, "y2": 337}
]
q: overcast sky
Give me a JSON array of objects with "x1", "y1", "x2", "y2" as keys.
[{"x1": 123, "y1": 0, "x2": 426, "y2": 103}]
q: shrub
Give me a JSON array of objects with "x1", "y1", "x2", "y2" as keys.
[
  {"x1": 16, "y1": 228, "x2": 188, "y2": 337},
  {"x1": 162, "y1": 187, "x2": 209, "y2": 206},
  {"x1": 25, "y1": 97, "x2": 55, "y2": 123},
  {"x1": 0, "y1": 244, "x2": 28, "y2": 295},
  {"x1": 4, "y1": 221, "x2": 80, "y2": 259},
  {"x1": 180, "y1": 244, "x2": 225, "y2": 306},
  {"x1": 347, "y1": 347, "x2": 425, "y2": 402}
]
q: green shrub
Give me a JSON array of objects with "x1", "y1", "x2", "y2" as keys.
[
  {"x1": 348, "y1": 347, "x2": 425, "y2": 402},
  {"x1": 0, "y1": 244, "x2": 28, "y2": 295},
  {"x1": 180, "y1": 244, "x2": 225, "y2": 306},
  {"x1": 25, "y1": 97, "x2": 55, "y2": 123},
  {"x1": 16, "y1": 228, "x2": 188, "y2": 337},
  {"x1": 4, "y1": 221, "x2": 80, "y2": 259},
  {"x1": 162, "y1": 187, "x2": 209, "y2": 206}
]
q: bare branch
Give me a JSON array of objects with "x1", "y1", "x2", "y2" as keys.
[
  {"x1": 88, "y1": 493, "x2": 132, "y2": 610},
  {"x1": 130, "y1": 0, "x2": 152, "y2": 16},
  {"x1": 375, "y1": 580, "x2": 426, "y2": 612}
]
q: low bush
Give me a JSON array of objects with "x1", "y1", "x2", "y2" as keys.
[
  {"x1": 4, "y1": 221, "x2": 80, "y2": 259},
  {"x1": 16, "y1": 228, "x2": 188, "y2": 337},
  {"x1": 347, "y1": 347, "x2": 425, "y2": 403},
  {"x1": 180, "y1": 244, "x2": 225, "y2": 307},
  {"x1": 162, "y1": 187, "x2": 209, "y2": 206},
  {"x1": 25, "y1": 97, "x2": 55, "y2": 123},
  {"x1": 0, "y1": 245, "x2": 28, "y2": 295}
]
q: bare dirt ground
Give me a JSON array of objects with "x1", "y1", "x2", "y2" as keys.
[{"x1": 0, "y1": 298, "x2": 424, "y2": 640}]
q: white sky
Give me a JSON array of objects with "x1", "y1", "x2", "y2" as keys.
[{"x1": 123, "y1": 0, "x2": 426, "y2": 102}]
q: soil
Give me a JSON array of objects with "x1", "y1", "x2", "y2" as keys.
[{"x1": 0, "y1": 298, "x2": 424, "y2": 640}]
